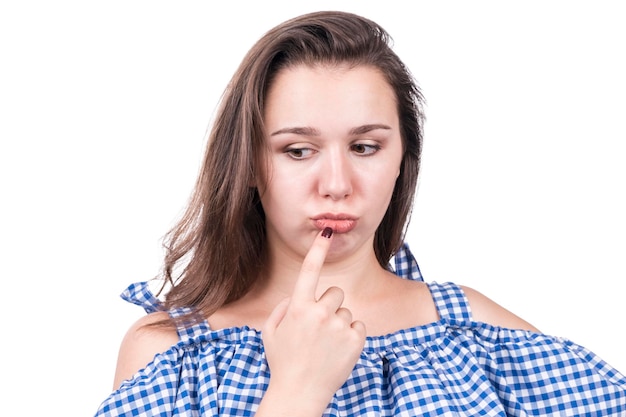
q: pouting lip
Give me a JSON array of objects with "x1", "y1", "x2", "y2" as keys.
[
  {"x1": 311, "y1": 213, "x2": 358, "y2": 234},
  {"x1": 311, "y1": 213, "x2": 358, "y2": 221}
]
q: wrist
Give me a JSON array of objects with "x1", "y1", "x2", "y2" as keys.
[{"x1": 256, "y1": 383, "x2": 329, "y2": 417}]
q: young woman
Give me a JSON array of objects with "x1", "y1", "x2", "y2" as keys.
[{"x1": 95, "y1": 11, "x2": 626, "y2": 416}]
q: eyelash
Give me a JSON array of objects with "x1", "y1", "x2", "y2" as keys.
[{"x1": 284, "y1": 144, "x2": 382, "y2": 160}]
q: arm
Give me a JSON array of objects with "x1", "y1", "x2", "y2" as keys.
[
  {"x1": 462, "y1": 285, "x2": 540, "y2": 332},
  {"x1": 112, "y1": 311, "x2": 180, "y2": 389}
]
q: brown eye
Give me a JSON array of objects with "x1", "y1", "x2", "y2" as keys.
[
  {"x1": 289, "y1": 149, "x2": 303, "y2": 158},
  {"x1": 285, "y1": 147, "x2": 314, "y2": 160},
  {"x1": 351, "y1": 143, "x2": 380, "y2": 155}
]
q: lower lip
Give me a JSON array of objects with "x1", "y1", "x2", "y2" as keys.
[{"x1": 313, "y1": 219, "x2": 357, "y2": 234}]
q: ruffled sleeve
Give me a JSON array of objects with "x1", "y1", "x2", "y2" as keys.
[
  {"x1": 120, "y1": 281, "x2": 164, "y2": 313},
  {"x1": 94, "y1": 247, "x2": 626, "y2": 416}
]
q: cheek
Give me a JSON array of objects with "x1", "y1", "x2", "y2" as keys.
[
  {"x1": 377, "y1": 160, "x2": 403, "y2": 205},
  {"x1": 266, "y1": 158, "x2": 314, "y2": 194},
  {"x1": 258, "y1": 171, "x2": 302, "y2": 217},
  {"x1": 359, "y1": 166, "x2": 399, "y2": 208},
  {"x1": 373, "y1": 153, "x2": 403, "y2": 186}
]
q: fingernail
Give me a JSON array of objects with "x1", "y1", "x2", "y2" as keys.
[{"x1": 322, "y1": 227, "x2": 333, "y2": 238}]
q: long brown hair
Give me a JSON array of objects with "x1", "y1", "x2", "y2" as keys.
[{"x1": 159, "y1": 11, "x2": 425, "y2": 321}]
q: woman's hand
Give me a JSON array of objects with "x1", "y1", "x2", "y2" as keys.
[{"x1": 257, "y1": 228, "x2": 366, "y2": 416}]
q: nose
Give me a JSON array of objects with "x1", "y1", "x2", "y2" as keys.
[{"x1": 318, "y1": 150, "x2": 353, "y2": 200}]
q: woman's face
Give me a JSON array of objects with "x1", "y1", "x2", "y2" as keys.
[{"x1": 259, "y1": 64, "x2": 403, "y2": 262}]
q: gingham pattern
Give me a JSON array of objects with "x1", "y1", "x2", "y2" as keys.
[
  {"x1": 392, "y1": 242, "x2": 423, "y2": 282},
  {"x1": 96, "y1": 244, "x2": 626, "y2": 416}
]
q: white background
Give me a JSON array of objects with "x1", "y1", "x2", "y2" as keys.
[{"x1": 1, "y1": 1, "x2": 624, "y2": 415}]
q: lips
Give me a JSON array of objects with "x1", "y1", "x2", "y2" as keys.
[{"x1": 312, "y1": 213, "x2": 358, "y2": 234}]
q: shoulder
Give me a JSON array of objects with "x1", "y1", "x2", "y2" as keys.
[
  {"x1": 113, "y1": 311, "x2": 180, "y2": 389},
  {"x1": 459, "y1": 285, "x2": 540, "y2": 332}
]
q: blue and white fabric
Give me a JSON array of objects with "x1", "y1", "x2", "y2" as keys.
[{"x1": 94, "y1": 243, "x2": 626, "y2": 416}]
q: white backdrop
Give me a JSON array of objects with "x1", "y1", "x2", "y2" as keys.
[{"x1": 1, "y1": 1, "x2": 624, "y2": 416}]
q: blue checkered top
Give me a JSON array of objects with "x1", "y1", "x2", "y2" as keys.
[{"x1": 94, "y1": 243, "x2": 626, "y2": 416}]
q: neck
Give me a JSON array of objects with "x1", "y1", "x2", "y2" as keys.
[{"x1": 253, "y1": 239, "x2": 389, "y2": 307}]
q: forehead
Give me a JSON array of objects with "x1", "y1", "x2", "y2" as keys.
[{"x1": 263, "y1": 64, "x2": 398, "y2": 131}]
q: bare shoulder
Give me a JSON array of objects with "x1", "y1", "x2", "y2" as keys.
[
  {"x1": 460, "y1": 285, "x2": 540, "y2": 332},
  {"x1": 112, "y1": 311, "x2": 180, "y2": 389},
  {"x1": 362, "y1": 274, "x2": 439, "y2": 335}
]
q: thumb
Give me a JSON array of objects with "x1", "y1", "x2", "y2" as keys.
[{"x1": 263, "y1": 297, "x2": 291, "y2": 334}]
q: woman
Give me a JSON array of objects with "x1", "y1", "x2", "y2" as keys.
[{"x1": 95, "y1": 10, "x2": 626, "y2": 416}]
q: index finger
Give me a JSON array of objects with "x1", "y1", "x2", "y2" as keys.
[{"x1": 291, "y1": 227, "x2": 333, "y2": 302}]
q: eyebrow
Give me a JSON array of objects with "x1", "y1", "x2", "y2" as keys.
[
  {"x1": 349, "y1": 124, "x2": 392, "y2": 135},
  {"x1": 270, "y1": 124, "x2": 391, "y2": 137},
  {"x1": 270, "y1": 126, "x2": 320, "y2": 136}
]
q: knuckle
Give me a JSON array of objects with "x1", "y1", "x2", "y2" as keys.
[
  {"x1": 337, "y1": 307, "x2": 353, "y2": 322},
  {"x1": 351, "y1": 321, "x2": 367, "y2": 337},
  {"x1": 289, "y1": 303, "x2": 311, "y2": 319},
  {"x1": 311, "y1": 306, "x2": 332, "y2": 323},
  {"x1": 322, "y1": 286, "x2": 344, "y2": 302}
]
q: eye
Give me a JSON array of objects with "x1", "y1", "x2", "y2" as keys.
[
  {"x1": 285, "y1": 147, "x2": 315, "y2": 160},
  {"x1": 351, "y1": 143, "x2": 381, "y2": 156}
]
